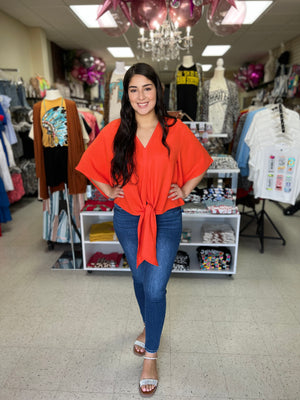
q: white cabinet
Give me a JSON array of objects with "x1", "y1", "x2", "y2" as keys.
[{"x1": 80, "y1": 210, "x2": 240, "y2": 275}]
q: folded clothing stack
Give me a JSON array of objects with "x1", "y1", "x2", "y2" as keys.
[
  {"x1": 201, "y1": 223, "x2": 235, "y2": 244},
  {"x1": 172, "y1": 250, "x2": 190, "y2": 271},
  {"x1": 210, "y1": 155, "x2": 238, "y2": 170},
  {"x1": 87, "y1": 251, "x2": 123, "y2": 268},
  {"x1": 81, "y1": 199, "x2": 114, "y2": 212},
  {"x1": 196, "y1": 246, "x2": 232, "y2": 270},
  {"x1": 89, "y1": 221, "x2": 117, "y2": 241}
]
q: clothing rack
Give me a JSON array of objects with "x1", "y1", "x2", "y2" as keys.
[
  {"x1": 51, "y1": 185, "x2": 83, "y2": 270},
  {"x1": 240, "y1": 198, "x2": 286, "y2": 253}
]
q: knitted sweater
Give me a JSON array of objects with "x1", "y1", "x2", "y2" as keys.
[{"x1": 33, "y1": 99, "x2": 86, "y2": 199}]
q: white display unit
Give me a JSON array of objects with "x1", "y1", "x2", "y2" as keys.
[{"x1": 80, "y1": 210, "x2": 240, "y2": 275}]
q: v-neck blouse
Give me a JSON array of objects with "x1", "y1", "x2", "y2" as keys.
[{"x1": 76, "y1": 118, "x2": 213, "y2": 267}]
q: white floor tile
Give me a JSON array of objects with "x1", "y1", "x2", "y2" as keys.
[{"x1": 0, "y1": 197, "x2": 300, "y2": 398}]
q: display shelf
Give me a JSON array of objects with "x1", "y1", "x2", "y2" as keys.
[{"x1": 80, "y1": 210, "x2": 240, "y2": 275}]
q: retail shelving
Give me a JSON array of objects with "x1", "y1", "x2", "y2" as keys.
[{"x1": 80, "y1": 210, "x2": 240, "y2": 275}]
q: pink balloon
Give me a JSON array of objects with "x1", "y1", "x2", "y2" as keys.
[
  {"x1": 98, "y1": 4, "x2": 130, "y2": 36},
  {"x1": 93, "y1": 57, "x2": 106, "y2": 73},
  {"x1": 169, "y1": 0, "x2": 203, "y2": 28},
  {"x1": 206, "y1": 0, "x2": 246, "y2": 36},
  {"x1": 78, "y1": 67, "x2": 88, "y2": 82},
  {"x1": 131, "y1": 0, "x2": 167, "y2": 30}
]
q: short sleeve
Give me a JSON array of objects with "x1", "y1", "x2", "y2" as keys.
[
  {"x1": 76, "y1": 120, "x2": 120, "y2": 186},
  {"x1": 178, "y1": 122, "x2": 213, "y2": 183}
]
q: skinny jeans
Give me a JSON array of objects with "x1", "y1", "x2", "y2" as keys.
[{"x1": 113, "y1": 204, "x2": 182, "y2": 353}]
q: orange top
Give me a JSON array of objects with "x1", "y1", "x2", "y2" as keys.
[{"x1": 76, "y1": 118, "x2": 213, "y2": 267}]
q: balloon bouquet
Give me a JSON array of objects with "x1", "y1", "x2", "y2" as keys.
[
  {"x1": 95, "y1": 0, "x2": 247, "y2": 36},
  {"x1": 69, "y1": 0, "x2": 249, "y2": 86},
  {"x1": 234, "y1": 64, "x2": 265, "y2": 91},
  {"x1": 70, "y1": 51, "x2": 106, "y2": 87}
]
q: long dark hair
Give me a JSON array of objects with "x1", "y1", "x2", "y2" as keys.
[{"x1": 111, "y1": 63, "x2": 176, "y2": 187}]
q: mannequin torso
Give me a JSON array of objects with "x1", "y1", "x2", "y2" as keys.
[
  {"x1": 113, "y1": 61, "x2": 126, "y2": 75},
  {"x1": 264, "y1": 49, "x2": 276, "y2": 82},
  {"x1": 44, "y1": 89, "x2": 62, "y2": 100},
  {"x1": 210, "y1": 58, "x2": 227, "y2": 91},
  {"x1": 182, "y1": 55, "x2": 194, "y2": 68}
]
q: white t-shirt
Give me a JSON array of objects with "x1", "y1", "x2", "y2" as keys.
[{"x1": 244, "y1": 105, "x2": 300, "y2": 204}]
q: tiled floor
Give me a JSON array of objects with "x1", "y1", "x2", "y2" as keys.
[{"x1": 0, "y1": 197, "x2": 300, "y2": 400}]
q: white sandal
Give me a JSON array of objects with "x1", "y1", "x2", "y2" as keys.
[
  {"x1": 133, "y1": 340, "x2": 145, "y2": 356},
  {"x1": 139, "y1": 356, "x2": 158, "y2": 398}
]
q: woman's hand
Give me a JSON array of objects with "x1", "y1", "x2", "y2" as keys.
[
  {"x1": 108, "y1": 185, "x2": 125, "y2": 200},
  {"x1": 168, "y1": 184, "x2": 186, "y2": 200}
]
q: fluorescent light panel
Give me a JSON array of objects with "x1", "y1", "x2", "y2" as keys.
[
  {"x1": 107, "y1": 47, "x2": 135, "y2": 58},
  {"x1": 201, "y1": 64, "x2": 213, "y2": 72},
  {"x1": 222, "y1": 1, "x2": 273, "y2": 25},
  {"x1": 202, "y1": 45, "x2": 231, "y2": 56},
  {"x1": 243, "y1": 1, "x2": 273, "y2": 24},
  {"x1": 70, "y1": 5, "x2": 117, "y2": 28}
]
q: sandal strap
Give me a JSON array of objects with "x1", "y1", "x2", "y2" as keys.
[
  {"x1": 144, "y1": 356, "x2": 157, "y2": 360},
  {"x1": 139, "y1": 379, "x2": 158, "y2": 387},
  {"x1": 134, "y1": 340, "x2": 145, "y2": 348}
]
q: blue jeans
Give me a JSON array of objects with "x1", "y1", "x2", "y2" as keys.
[{"x1": 113, "y1": 204, "x2": 182, "y2": 353}]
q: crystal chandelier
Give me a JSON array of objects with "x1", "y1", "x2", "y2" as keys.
[{"x1": 137, "y1": 16, "x2": 193, "y2": 65}]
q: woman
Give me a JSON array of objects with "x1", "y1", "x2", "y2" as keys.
[{"x1": 76, "y1": 63, "x2": 213, "y2": 397}]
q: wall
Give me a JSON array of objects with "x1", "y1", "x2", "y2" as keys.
[{"x1": 0, "y1": 10, "x2": 53, "y2": 83}]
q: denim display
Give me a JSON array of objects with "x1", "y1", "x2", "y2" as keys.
[
  {"x1": 0, "y1": 80, "x2": 31, "y2": 109},
  {"x1": 113, "y1": 204, "x2": 182, "y2": 353}
]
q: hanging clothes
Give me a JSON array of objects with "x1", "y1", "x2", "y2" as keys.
[
  {"x1": 33, "y1": 98, "x2": 87, "y2": 200},
  {"x1": 0, "y1": 176, "x2": 11, "y2": 223},
  {"x1": 0, "y1": 127, "x2": 15, "y2": 191},
  {"x1": 171, "y1": 63, "x2": 203, "y2": 121},
  {"x1": 7, "y1": 166, "x2": 25, "y2": 204},
  {"x1": 0, "y1": 95, "x2": 18, "y2": 145},
  {"x1": 243, "y1": 104, "x2": 300, "y2": 204},
  {"x1": 43, "y1": 191, "x2": 85, "y2": 243}
]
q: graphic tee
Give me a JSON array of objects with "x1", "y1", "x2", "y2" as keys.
[
  {"x1": 208, "y1": 79, "x2": 229, "y2": 134},
  {"x1": 176, "y1": 64, "x2": 199, "y2": 120},
  {"x1": 41, "y1": 98, "x2": 68, "y2": 187}
]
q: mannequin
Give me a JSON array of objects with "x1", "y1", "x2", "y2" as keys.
[
  {"x1": 264, "y1": 49, "x2": 276, "y2": 83},
  {"x1": 44, "y1": 89, "x2": 62, "y2": 100},
  {"x1": 182, "y1": 55, "x2": 194, "y2": 68},
  {"x1": 107, "y1": 61, "x2": 126, "y2": 123},
  {"x1": 207, "y1": 59, "x2": 228, "y2": 135},
  {"x1": 275, "y1": 42, "x2": 290, "y2": 77},
  {"x1": 201, "y1": 58, "x2": 240, "y2": 148},
  {"x1": 113, "y1": 61, "x2": 126, "y2": 75},
  {"x1": 210, "y1": 58, "x2": 227, "y2": 89},
  {"x1": 174, "y1": 54, "x2": 201, "y2": 120}
]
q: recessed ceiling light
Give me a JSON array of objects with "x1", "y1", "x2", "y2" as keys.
[
  {"x1": 107, "y1": 47, "x2": 135, "y2": 58},
  {"x1": 202, "y1": 45, "x2": 231, "y2": 57},
  {"x1": 222, "y1": 1, "x2": 273, "y2": 25},
  {"x1": 201, "y1": 64, "x2": 213, "y2": 72},
  {"x1": 70, "y1": 5, "x2": 117, "y2": 28},
  {"x1": 243, "y1": 1, "x2": 273, "y2": 24}
]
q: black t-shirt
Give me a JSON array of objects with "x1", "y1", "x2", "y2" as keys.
[{"x1": 176, "y1": 64, "x2": 199, "y2": 120}]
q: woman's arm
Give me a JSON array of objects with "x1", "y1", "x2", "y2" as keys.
[
  {"x1": 168, "y1": 172, "x2": 206, "y2": 201},
  {"x1": 90, "y1": 179, "x2": 124, "y2": 200}
]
